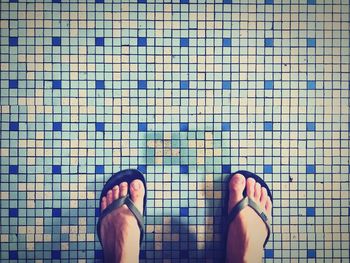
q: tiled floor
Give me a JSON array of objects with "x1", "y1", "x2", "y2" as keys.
[{"x1": 0, "y1": 0, "x2": 349, "y2": 261}]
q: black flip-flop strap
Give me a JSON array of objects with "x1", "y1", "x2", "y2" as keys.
[
  {"x1": 226, "y1": 196, "x2": 271, "y2": 247},
  {"x1": 97, "y1": 195, "x2": 145, "y2": 244}
]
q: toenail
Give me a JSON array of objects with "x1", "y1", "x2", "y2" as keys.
[
  {"x1": 132, "y1": 181, "x2": 140, "y2": 190},
  {"x1": 230, "y1": 174, "x2": 245, "y2": 186},
  {"x1": 234, "y1": 174, "x2": 244, "y2": 182}
]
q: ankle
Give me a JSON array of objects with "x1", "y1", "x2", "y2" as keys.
[
  {"x1": 103, "y1": 234, "x2": 140, "y2": 263},
  {"x1": 226, "y1": 244, "x2": 263, "y2": 263},
  {"x1": 226, "y1": 216, "x2": 265, "y2": 263}
]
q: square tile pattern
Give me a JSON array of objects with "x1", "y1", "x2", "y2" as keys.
[{"x1": 0, "y1": 0, "x2": 349, "y2": 262}]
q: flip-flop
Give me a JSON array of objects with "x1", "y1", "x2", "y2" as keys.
[
  {"x1": 96, "y1": 169, "x2": 147, "y2": 247},
  {"x1": 225, "y1": 170, "x2": 273, "y2": 248}
]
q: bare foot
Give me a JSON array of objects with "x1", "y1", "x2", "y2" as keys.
[
  {"x1": 226, "y1": 173, "x2": 272, "y2": 263},
  {"x1": 100, "y1": 180, "x2": 145, "y2": 263}
]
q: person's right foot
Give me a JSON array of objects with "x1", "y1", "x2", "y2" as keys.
[{"x1": 226, "y1": 173, "x2": 272, "y2": 263}]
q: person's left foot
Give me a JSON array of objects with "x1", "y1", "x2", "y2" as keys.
[{"x1": 100, "y1": 180, "x2": 145, "y2": 263}]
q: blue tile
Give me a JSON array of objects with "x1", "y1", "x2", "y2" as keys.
[
  {"x1": 95, "y1": 208, "x2": 100, "y2": 217},
  {"x1": 9, "y1": 0, "x2": 18, "y2": 2},
  {"x1": 265, "y1": 0, "x2": 273, "y2": 4},
  {"x1": 53, "y1": 122, "x2": 62, "y2": 131},
  {"x1": 306, "y1": 122, "x2": 316, "y2": 131},
  {"x1": 96, "y1": 122, "x2": 105, "y2": 132},
  {"x1": 264, "y1": 121, "x2": 273, "y2": 131},
  {"x1": 180, "y1": 0, "x2": 189, "y2": 3},
  {"x1": 180, "y1": 165, "x2": 189, "y2": 174},
  {"x1": 223, "y1": 0, "x2": 232, "y2": 3},
  {"x1": 307, "y1": 38, "x2": 316, "y2": 47},
  {"x1": 138, "y1": 122, "x2": 147, "y2": 132},
  {"x1": 307, "y1": 81, "x2": 316, "y2": 90},
  {"x1": 137, "y1": 37, "x2": 147, "y2": 46},
  {"x1": 222, "y1": 165, "x2": 231, "y2": 174},
  {"x1": 9, "y1": 37, "x2": 18, "y2": 46},
  {"x1": 51, "y1": 250, "x2": 61, "y2": 260},
  {"x1": 52, "y1": 208, "x2": 61, "y2": 217},
  {"x1": 180, "y1": 81, "x2": 189, "y2": 90},
  {"x1": 180, "y1": 207, "x2": 189, "y2": 216},
  {"x1": 180, "y1": 38, "x2": 189, "y2": 47},
  {"x1": 138, "y1": 80, "x2": 147, "y2": 89},
  {"x1": 264, "y1": 38, "x2": 274, "y2": 47},
  {"x1": 180, "y1": 250, "x2": 189, "y2": 258},
  {"x1": 9, "y1": 122, "x2": 19, "y2": 131},
  {"x1": 95, "y1": 37, "x2": 104, "y2": 46},
  {"x1": 9, "y1": 251, "x2": 18, "y2": 260},
  {"x1": 95, "y1": 250, "x2": 103, "y2": 259},
  {"x1": 265, "y1": 249, "x2": 274, "y2": 258},
  {"x1": 9, "y1": 208, "x2": 18, "y2": 217},
  {"x1": 223, "y1": 38, "x2": 231, "y2": 47},
  {"x1": 139, "y1": 250, "x2": 146, "y2": 259},
  {"x1": 52, "y1": 37, "x2": 61, "y2": 46},
  {"x1": 180, "y1": 122, "x2": 189, "y2": 131},
  {"x1": 96, "y1": 80, "x2": 105, "y2": 89},
  {"x1": 52, "y1": 0, "x2": 61, "y2": 2},
  {"x1": 306, "y1": 207, "x2": 315, "y2": 216},
  {"x1": 137, "y1": 165, "x2": 147, "y2": 174},
  {"x1": 96, "y1": 0, "x2": 104, "y2": 2},
  {"x1": 264, "y1": 80, "x2": 274, "y2": 90},
  {"x1": 9, "y1": 165, "x2": 18, "y2": 174},
  {"x1": 307, "y1": 249, "x2": 316, "y2": 258},
  {"x1": 9, "y1": 79, "x2": 18, "y2": 89},
  {"x1": 52, "y1": 165, "x2": 61, "y2": 174},
  {"x1": 138, "y1": 0, "x2": 146, "y2": 2},
  {"x1": 52, "y1": 80, "x2": 61, "y2": 89},
  {"x1": 307, "y1": 0, "x2": 316, "y2": 4},
  {"x1": 264, "y1": 165, "x2": 273, "y2": 173},
  {"x1": 95, "y1": 165, "x2": 104, "y2": 174},
  {"x1": 222, "y1": 80, "x2": 231, "y2": 90},
  {"x1": 222, "y1": 122, "x2": 231, "y2": 131},
  {"x1": 306, "y1": 165, "x2": 315, "y2": 174}
]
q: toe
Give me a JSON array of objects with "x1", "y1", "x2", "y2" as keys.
[
  {"x1": 260, "y1": 187, "x2": 268, "y2": 206},
  {"x1": 228, "y1": 173, "x2": 246, "y2": 213},
  {"x1": 113, "y1": 185, "x2": 119, "y2": 199},
  {"x1": 119, "y1": 182, "x2": 128, "y2": 197},
  {"x1": 130, "y1": 179, "x2": 145, "y2": 214},
  {"x1": 254, "y1": 182, "x2": 262, "y2": 201},
  {"x1": 107, "y1": 190, "x2": 113, "y2": 205},
  {"x1": 246, "y1": 177, "x2": 256, "y2": 199},
  {"x1": 265, "y1": 197, "x2": 272, "y2": 217},
  {"x1": 229, "y1": 173, "x2": 246, "y2": 193},
  {"x1": 101, "y1": 196, "x2": 107, "y2": 212}
]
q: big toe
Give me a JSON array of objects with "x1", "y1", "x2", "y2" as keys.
[
  {"x1": 130, "y1": 179, "x2": 145, "y2": 215},
  {"x1": 228, "y1": 173, "x2": 246, "y2": 213}
]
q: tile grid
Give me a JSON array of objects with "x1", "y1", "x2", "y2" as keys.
[{"x1": 0, "y1": 0, "x2": 349, "y2": 262}]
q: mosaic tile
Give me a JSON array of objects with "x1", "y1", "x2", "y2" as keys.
[{"x1": 0, "y1": 0, "x2": 349, "y2": 262}]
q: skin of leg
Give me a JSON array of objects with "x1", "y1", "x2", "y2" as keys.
[
  {"x1": 226, "y1": 174, "x2": 272, "y2": 263},
  {"x1": 100, "y1": 180, "x2": 145, "y2": 263}
]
